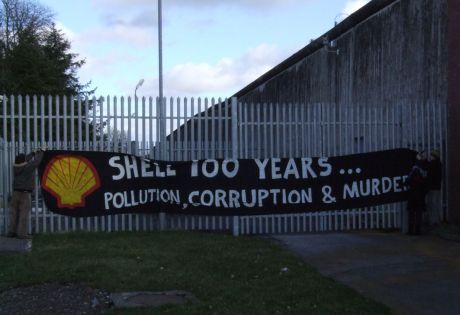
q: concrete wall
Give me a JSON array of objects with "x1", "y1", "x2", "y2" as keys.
[
  {"x1": 448, "y1": 0, "x2": 460, "y2": 223},
  {"x1": 236, "y1": 0, "x2": 447, "y2": 108}
]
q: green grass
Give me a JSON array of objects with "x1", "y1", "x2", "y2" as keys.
[
  {"x1": 434, "y1": 223, "x2": 460, "y2": 236},
  {"x1": 0, "y1": 231, "x2": 391, "y2": 314}
]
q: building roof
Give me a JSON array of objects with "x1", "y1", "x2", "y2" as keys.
[{"x1": 232, "y1": 0, "x2": 399, "y2": 99}]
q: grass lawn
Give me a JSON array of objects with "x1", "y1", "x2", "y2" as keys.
[
  {"x1": 0, "y1": 231, "x2": 391, "y2": 314},
  {"x1": 435, "y1": 223, "x2": 460, "y2": 235}
]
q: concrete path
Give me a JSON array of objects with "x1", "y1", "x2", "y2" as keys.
[
  {"x1": 0, "y1": 236, "x2": 32, "y2": 253},
  {"x1": 273, "y1": 232, "x2": 460, "y2": 315}
]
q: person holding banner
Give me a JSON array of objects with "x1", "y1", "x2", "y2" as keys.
[
  {"x1": 7, "y1": 147, "x2": 45, "y2": 239},
  {"x1": 405, "y1": 151, "x2": 429, "y2": 235},
  {"x1": 426, "y1": 149, "x2": 443, "y2": 226}
]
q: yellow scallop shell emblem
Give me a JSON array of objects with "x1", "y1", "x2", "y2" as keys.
[{"x1": 42, "y1": 155, "x2": 100, "y2": 208}]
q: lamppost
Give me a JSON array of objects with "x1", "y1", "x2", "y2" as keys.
[
  {"x1": 158, "y1": 0, "x2": 163, "y2": 103},
  {"x1": 157, "y1": 0, "x2": 167, "y2": 230},
  {"x1": 134, "y1": 79, "x2": 144, "y2": 99},
  {"x1": 158, "y1": 0, "x2": 166, "y2": 161}
]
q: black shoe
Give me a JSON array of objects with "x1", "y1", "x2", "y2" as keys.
[
  {"x1": 17, "y1": 235, "x2": 32, "y2": 240},
  {"x1": 6, "y1": 232, "x2": 17, "y2": 238}
]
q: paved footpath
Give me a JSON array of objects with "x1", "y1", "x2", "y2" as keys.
[
  {"x1": 273, "y1": 231, "x2": 460, "y2": 315},
  {"x1": 0, "y1": 236, "x2": 32, "y2": 253}
]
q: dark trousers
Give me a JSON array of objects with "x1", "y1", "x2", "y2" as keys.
[{"x1": 407, "y1": 191, "x2": 426, "y2": 235}]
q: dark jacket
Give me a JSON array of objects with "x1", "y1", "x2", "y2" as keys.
[
  {"x1": 427, "y1": 158, "x2": 442, "y2": 190},
  {"x1": 13, "y1": 151, "x2": 44, "y2": 191},
  {"x1": 406, "y1": 159, "x2": 428, "y2": 193}
]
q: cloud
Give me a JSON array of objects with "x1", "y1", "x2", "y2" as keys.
[
  {"x1": 53, "y1": 20, "x2": 146, "y2": 92},
  {"x1": 70, "y1": 42, "x2": 288, "y2": 98},
  {"x1": 55, "y1": 21, "x2": 76, "y2": 42},
  {"x1": 88, "y1": 25, "x2": 154, "y2": 46},
  {"x1": 162, "y1": 43, "x2": 287, "y2": 96},
  {"x1": 92, "y1": 0, "x2": 305, "y2": 10},
  {"x1": 342, "y1": 0, "x2": 371, "y2": 16},
  {"x1": 103, "y1": 11, "x2": 157, "y2": 28},
  {"x1": 90, "y1": 0, "x2": 308, "y2": 31},
  {"x1": 84, "y1": 53, "x2": 141, "y2": 76}
]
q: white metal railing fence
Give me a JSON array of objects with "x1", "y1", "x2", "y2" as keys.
[
  {"x1": 237, "y1": 101, "x2": 448, "y2": 234},
  {"x1": 0, "y1": 96, "x2": 238, "y2": 235},
  {"x1": 0, "y1": 95, "x2": 448, "y2": 235}
]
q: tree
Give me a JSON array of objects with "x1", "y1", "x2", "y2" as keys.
[
  {"x1": 0, "y1": 0, "x2": 104, "y2": 143},
  {"x1": 0, "y1": 0, "x2": 52, "y2": 50}
]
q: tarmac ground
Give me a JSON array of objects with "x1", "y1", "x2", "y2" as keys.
[{"x1": 273, "y1": 231, "x2": 460, "y2": 315}]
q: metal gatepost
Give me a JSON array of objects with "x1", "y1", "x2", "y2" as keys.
[
  {"x1": 231, "y1": 97, "x2": 240, "y2": 236},
  {"x1": 159, "y1": 96, "x2": 166, "y2": 230}
]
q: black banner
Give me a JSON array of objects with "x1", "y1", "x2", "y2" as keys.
[{"x1": 38, "y1": 149, "x2": 416, "y2": 217}]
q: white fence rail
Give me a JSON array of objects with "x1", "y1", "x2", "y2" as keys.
[{"x1": 0, "y1": 95, "x2": 448, "y2": 235}]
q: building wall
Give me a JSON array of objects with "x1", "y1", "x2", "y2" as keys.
[
  {"x1": 236, "y1": 0, "x2": 447, "y2": 108},
  {"x1": 447, "y1": 0, "x2": 460, "y2": 223}
]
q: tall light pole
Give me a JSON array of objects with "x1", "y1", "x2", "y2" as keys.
[
  {"x1": 158, "y1": 0, "x2": 163, "y2": 103},
  {"x1": 158, "y1": 0, "x2": 166, "y2": 229},
  {"x1": 158, "y1": 0, "x2": 166, "y2": 160}
]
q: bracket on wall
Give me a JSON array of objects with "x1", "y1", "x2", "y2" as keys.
[{"x1": 322, "y1": 36, "x2": 340, "y2": 55}]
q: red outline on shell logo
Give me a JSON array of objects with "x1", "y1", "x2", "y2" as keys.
[{"x1": 41, "y1": 154, "x2": 101, "y2": 209}]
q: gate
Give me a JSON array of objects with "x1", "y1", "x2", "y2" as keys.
[
  {"x1": 0, "y1": 95, "x2": 448, "y2": 235},
  {"x1": 237, "y1": 101, "x2": 447, "y2": 234}
]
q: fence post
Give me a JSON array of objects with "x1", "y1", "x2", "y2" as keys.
[
  {"x1": 159, "y1": 96, "x2": 166, "y2": 230},
  {"x1": 0, "y1": 138, "x2": 5, "y2": 235},
  {"x1": 231, "y1": 97, "x2": 240, "y2": 236}
]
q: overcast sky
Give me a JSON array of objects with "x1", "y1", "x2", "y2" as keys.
[{"x1": 40, "y1": 0, "x2": 370, "y2": 98}]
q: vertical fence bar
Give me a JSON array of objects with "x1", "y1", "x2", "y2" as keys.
[
  {"x1": 197, "y1": 98, "x2": 202, "y2": 160},
  {"x1": 152, "y1": 97, "x2": 156, "y2": 159},
  {"x1": 40, "y1": 96, "x2": 48, "y2": 233},
  {"x1": 92, "y1": 97, "x2": 99, "y2": 232},
  {"x1": 17, "y1": 96, "x2": 22, "y2": 154},
  {"x1": 261, "y1": 104, "x2": 266, "y2": 157},
  {"x1": 282, "y1": 104, "x2": 287, "y2": 158},
  {"x1": 191, "y1": 98, "x2": 195, "y2": 160},
  {"x1": 24, "y1": 96, "x2": 30, "y2": 234},
  {"x1": 64, "y1": 96, "x2": 73, "y2": 231},
  {"x1": 77, "y1": 95, "x2": 84, "y2": 230},
  {"x1": 169, "y1": 97, "x2": 175, "y2": 161},
  {"x1": 231, "y1": 97, "x2": 239, "y2": 236},
  {"x1": 142, "y1": 97, "x2": 147, "y2": 158},
  {"x1": 250, "y1": 104, "x2": 256, "y2": 158},
  {"x1": 32, "y1": 96, "x2": 39, "y2": 233},
  {"x1": 176, "y1": 98, "x2": 181, "y2": 161},
  {"x1": 25, "y1": 96, "x2": 30, "y2": 154},
  {"x1": 274, "y1": 105, "x2": 279, "y2": 157},
  {"x1": 267, "y1": 103, "x2": 273, "y2": 158},
  {"x1": 256, "y1": 103, "x2": 261, "y2": 158},
  {"x1": 77, "y1": 95, "x2": 86, "y2": 151},
  {"x1": 82, "y1": 98, "x2": 90, "y2": 231},
  {"x1": 84, "y1": 97, "x2": 89, "y2": 151},
  {"x1": 2, "y1": 95, "x2": 8, "y2": 235},
  {"x1": 55, "y1": 96, "x2": 62, "y2": 231},
  {"x1": 10, "y1": 96, "x2": 15, "y2": 158}
]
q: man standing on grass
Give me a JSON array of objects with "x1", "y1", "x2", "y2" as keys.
[
  {"x1": 427, "y1": 149, "x2": 443, "y2": 226},
  {"x1": 7, "y1": 148, "x2": 45, "y2": 239},
  {"x1": 406, "y1": 151, "x2": 429, "y2": 235}
]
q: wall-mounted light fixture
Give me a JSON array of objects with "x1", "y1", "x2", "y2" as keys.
[{"x1": 322, "y1": 36, "x2": 340, "y2": 56}]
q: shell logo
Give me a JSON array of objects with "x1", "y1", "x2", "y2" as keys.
[{"x1": 42, "y1": 155, "x2": 101, "y2": 208}]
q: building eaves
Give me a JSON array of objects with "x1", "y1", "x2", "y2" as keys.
[{"x1": 232, "y1": 0, "x2": 399, "y2": 99}]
